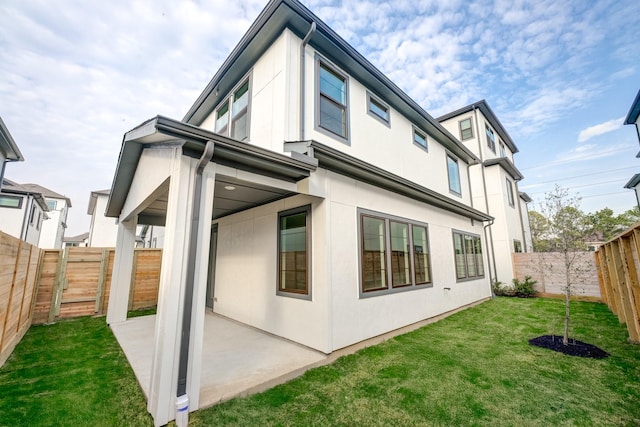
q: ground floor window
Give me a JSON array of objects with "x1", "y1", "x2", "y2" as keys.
[
  {"x1": 360, "y1": 209, "x2": 432, "y2": 297},
  {"x1": 453, "y1": 231, "x2": 484, "y2": 280},
  {"x1": 278, "y1": 205, "x2": 311, "y2": 298}
]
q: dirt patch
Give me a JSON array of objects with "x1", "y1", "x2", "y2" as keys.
[{"x1": 529, "y1": 335, "x2": 609, "y2": 359}]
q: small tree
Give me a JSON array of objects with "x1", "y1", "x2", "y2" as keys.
[{"x1": 540, "y1": 185, "x2": 588, "y2": 345}]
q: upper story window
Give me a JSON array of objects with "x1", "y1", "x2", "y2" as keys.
[
  {"x1": 317, "y1": 60, "x2": 349, "y2": 141},
  {"x1": 499, "y1": 140, "x2": 506, "y2": 158},
  {"x1": 506, "y1": 178, "x2": 515, "y2": 207},
  {"x1": 447, "y1": 155, "x2": 462, "y2": 196},
  {"x1": 459, "y1": 118, "x2": 473, "y2": 140},
  {"x1": 278, "y1": 205, "x2": 311, "y2": 299},
  {"x1": 485, "y1": 124, "x2": 496, "y2": 153},
  {"x1": 413, "y1": 127, "x2": 428, "y2": 152},
  {"x1": 366, "y1": 92, "x2": 390, "y2": 125},
  {"x1": 214, "y1": 78, "x2": 251, "y2": 141},
  {"x1": 47, "y1": 200, "x2": 57, "y2": 210},
  {"x1": 0, "y1": 195, "x2": 22, "y2": 209}
]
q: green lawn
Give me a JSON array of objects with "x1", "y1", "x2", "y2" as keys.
[{"x1": 1, "y1": 298, "x2": 639, "y2": 426}]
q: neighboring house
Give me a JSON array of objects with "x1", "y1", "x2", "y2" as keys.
[
  {"x1": 102, "y1": 1, "x2": 517, "y2": 424},
  {"x1": 88, "y1": 189, "x2": 164, "y2": 247},
  {"x1": 63, "y1": 232, "x2": 89, "y2": 247},
  {"x1": 624, "y1": 89, "x2": 640, "y2": 209},
  {"x1": 437, "y1": 101, "x2": 531, "y2": 282},
  {"x1": 0, "y1": 179, "x2": 48, "y2": 246},
  {"x1": 14, "y1": 183, "x2": 72, "y2": 249},
  {"x1": 0, "y1": 117, "x2": 24, "y2": 191}
]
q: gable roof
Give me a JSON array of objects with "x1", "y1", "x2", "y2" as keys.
[
  {"x1": 88, "y1": 189, "x2": 110, "y2": 215},
  {"x1": 14, "y1": 183, "x2": 72, "y2": 207},
  {"x1": 1, "y1": 179, "x2": 49, "y2": 211},
  {"x1": 182, "y1": 0, "x2": 478, "y2": 165},
  {"x1": 436, "y1": 100, "x2": 519, "y2": 154},
  {"x1": 0, "y1": 117, "x2": 24, "y2": 161},
  {"x1": 625, "y1": 89, "x2": 640, "y2": 125}
]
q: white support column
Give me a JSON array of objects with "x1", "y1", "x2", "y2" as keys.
[{"x1": 106, "y1": 216, "x2": 138, "y2": 325}]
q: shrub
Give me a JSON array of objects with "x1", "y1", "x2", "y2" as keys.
[{"x1": 492, "y1": 276, "x2": 538, "y2": 298}]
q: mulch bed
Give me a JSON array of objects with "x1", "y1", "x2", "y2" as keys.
[{"x1": 529, "y1": 335, "x2": 609, "y2": 359}]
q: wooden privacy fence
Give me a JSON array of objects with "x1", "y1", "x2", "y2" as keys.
[
  {"x1": 32, "y1": 247, "x2": 162, "y2": 324},
  {"x1": 596, "y1": 223, "x2": 640, "y2": 343},
  {"x1": 0, "y1": 231, "x2": 41, "y2": 366},
  {"x1": 512, "y1": 252, "x2": 601, "y2": 298}
]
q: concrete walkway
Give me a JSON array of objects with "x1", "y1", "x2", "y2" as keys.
[{"x1": 110, "y1": 313, "x2": 326, "y2": 409}]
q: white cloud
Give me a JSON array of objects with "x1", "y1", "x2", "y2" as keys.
[{"x1": 578, "y1": 117, "x2": 625, "y2": 142}]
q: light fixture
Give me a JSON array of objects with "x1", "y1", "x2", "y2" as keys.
[{"x1": 224, "y1": 185, "x2": 236, "y2": 191}]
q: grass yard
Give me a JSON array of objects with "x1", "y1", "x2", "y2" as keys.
[{"x1": 1, "y1": 298, "x2": 639, "y2": 426}]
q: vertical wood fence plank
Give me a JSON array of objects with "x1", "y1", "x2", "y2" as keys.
[
  {"x1": 49, "y1": 249, "x2": 67, "y2": 323},
  {"x1": 95, "y1": 249, "x2": 109, "y2": 314},
  {"x1": 604, "y1": 244, "x2": 621, "y2": 317},
  {"x1": 0, "y1": 238, "x2": 22, "y2": 352},
  {"x1": 15, "y1": 244, "x2": 33, "y2": 334},
  {"x1": 619, "y1": 237, "x2": 640, "y2": 342},
  {"x1": 595, "y1": 251, "x2": 608, "y2": 306}
]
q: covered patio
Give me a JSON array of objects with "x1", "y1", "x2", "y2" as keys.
[{"x1": 111, "y1": 313, "x2": 326, "y2": 407}]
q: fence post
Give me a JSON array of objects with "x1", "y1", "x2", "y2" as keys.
[
  {"x1": 27, "y1": 249, "x2": 45, "y2": 327},
  {"x1": 128, "y1": 250, "x2": 139, "y2": 311},
  {"x1": 48, "y1": 249, "x2": 68, "y2": 323},
  {"x1": 0, "y1": 239, "x2": 23, "y2": 352},
  {"x1": 95, "y1": 249, "x2": 109, "y2": 314},
  {"x1": 619, "y1": 236, "x2": 640, "y2": 342},
  {"x1": 15, "y1": 244, "x2": 33, "y2": 334}
]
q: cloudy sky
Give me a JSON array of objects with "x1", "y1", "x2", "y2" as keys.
[{"x1": 1, "y1": 0, "x2": 639, "y2": 236}]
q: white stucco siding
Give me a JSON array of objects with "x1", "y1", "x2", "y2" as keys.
[
  {"x1": 212, "y1": 194, "x2": 330, "y2": 352},
  {"x1": 325, "y1": 171, "x2": 490, "y2": 351},
  {"x1": 88, "y1": 194, "x2": 118, "y2": 247},
  {"x1": 0, "y1": 194, "x2": 28, "y2": 239},
  {"x1": 38, "y1": 198, "x2": 68, "y2": 249}
]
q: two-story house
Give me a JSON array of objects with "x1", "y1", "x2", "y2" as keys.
[
  {"x1": 624, "y1": 89, "x2": 640, "y2": 208},
  {"x1": 0, "y1": 117, "x2": 24, "y2": 191},
  {"x1": 16, "y1": 183, "x2": 72, "y2": 249},
  {"x1": 103, "y1": 1, "x2": 516, "y2": 424},
  {"x1": 438, "y1": 101, "x2": 532, "y2": 283},
  {"x1": 0, "y1": 179, "x2": 48, "y2": 246}
]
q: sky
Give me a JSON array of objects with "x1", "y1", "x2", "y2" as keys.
[{"x1": 1, "y1": 0, "x2": 639, "y2": 236}]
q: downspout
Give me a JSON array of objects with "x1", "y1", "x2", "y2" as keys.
[
  {"x1": 176, "y1": 140, "x2": 215, "y2": 427},
  {"x1": 299, "y1": 21, "x2": 316, "y2": 141},
  {"x1": 473, "y1": 106, "x2": 498, "y2": 285},
  {"x1": 514, "y1": 182, "x2": 528, "y2": 252},
  {"x1": 20, "y1": 195, "x2": 33, "y2": 241}
]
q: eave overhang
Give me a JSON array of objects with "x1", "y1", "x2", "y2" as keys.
[
  {"x1": 625, "y1": 89, "x2": 640, "y2": 125},
  {"x1": 285, "y1": 140, "x2": 492, "y2": 222},
  {"x1": 182, "y1": 0, "x2": 478, "y2": 165},
  {"x1": 483, "y1": 157, "x2": 524, "y2": 181},
  {"x1": 106, "y1": 115, "x2": 317, "y2": 218},
  {"x1": 436, "y1": 100, "x2": 519, "y2": 154},
  {"x1": 0, "y1": 117, "x2": 24, "y2": 161},
  {"x1": 624, "y1": 173, "x2": 640, "y2": 189},
  {"x1": 1, "y1": 186, "x2": 48, "y2": 211},
  {"x1": 519, "y1": 192, "x2": 533, "y2": 203}
]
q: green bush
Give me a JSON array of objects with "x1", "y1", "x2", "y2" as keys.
[{"x1": 493, "y1": 276, "x2": 538, "y2": 298}]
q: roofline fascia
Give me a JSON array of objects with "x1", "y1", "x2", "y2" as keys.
[
  {"x1": 624, "y1": 173, "x2": 640, "y2": 189},
  {"x1": 483, "y1": 157, "x2": 524, "y2": 181},
  {"x1": 625, "y1": 89, "x2": 640, "y2": 125},
  {"x1": 287, "y1": 140, "x2": 492, "y2": 222},
  {"x1": 0, "y1": 117, "x2": 25, "y2": 161}
]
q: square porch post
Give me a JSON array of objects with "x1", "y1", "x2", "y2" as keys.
[{"x1": 106, "y1": 217, "x2": 138, "y2": 325}]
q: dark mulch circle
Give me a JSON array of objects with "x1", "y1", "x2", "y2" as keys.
[{"x1": 529, "y1": 335, "x2": 609, "y2": 359}]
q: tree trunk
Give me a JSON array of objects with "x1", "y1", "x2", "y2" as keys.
[{"x1": 563, "y1": 249, "x2": 570, "y2": 346}]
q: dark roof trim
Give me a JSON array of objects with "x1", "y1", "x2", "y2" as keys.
[
  {"x1": 624, "y1": 173, "x2": 640, "y2": 189},
  {"x1": 0, "y1": 117, "x2": 24, "y2": 161},
  {"x1": 436, "y1": 100, "x2": 519, "y2": 154},
  {"x1": 519, "y1": 192, "x2": 533, "y2": 203},
  {"x1": 182, "y1": 0, "x2": 478, "y2": 164},
  {"x1": 483, "y1": 157, "x2": 524, "y2": 181},
  {"x1": 107, "y1": 115, "x2": 317, "y2": 217},
  {"x1": 1, "y1": 186, "x2": 49, "y2": 211},
  {"x1": 625, "y1": 89, "x2": 640, "y2": 125},
  {"x1": 285, "y1": 140, "x2": 492, "y2": 222}
]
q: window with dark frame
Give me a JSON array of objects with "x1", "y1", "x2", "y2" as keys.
[
  {"x1": 485, "y1": 124, "x2": 496, "y2": 152},
  {"x1": 367, "y1": 92, "x2": 390, "y2": 125},
  {"x1": 360, "y1": 211, "x2": 432, "y2": 296},
  {"x1": 453, "y1": 231, "x2": 484, "y2": 280},
  {"x1": 213, "y1": 78, "x2": 250, "y2": 141},
  {"x1": 318, "y1": 61, "x2": 348, "y2": 139},
  {"x1": 459, "y1": 118, "x2": 473, "y2": 140},
  {"x1": 0, "y1": 195, "x2": 23, "y2": 209},
  {"x1": 447, "y1": 155, "x2": 461, "y2": 195},
  {"x1": 514, "y1": 240, "x2": 522, "y2": 253},
  {"x1": 499, "y1": 140, "x2": 506, "y2": 158},
  {"x1": 278, "y1": 206, "x2": 311, "y2": 296},
  {"x1": 506, "y1": 178, "x2": 515, "y2": 207},
  {"x1": 413, "y1": 127, "x2": 428, "y2": 151}
]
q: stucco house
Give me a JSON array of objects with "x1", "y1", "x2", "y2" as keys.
[
  {"x1": 0, "y1": 179, "x2": 48, "y2": 246},
  {"x1": 0, "y1": 117, "x2": 24, "y2": 191},
  {"x1": 104, "y1": 0, "x2": 529, "y2": 424},
  {"x1": 623, "y1": 89, "x2": 640, "y2": 208},
  {"x1": 63, "y1": 232, "x2": 89, "y2": 247},
  {"x1": 438, "y1": 101, "x2": 532, "y2": 283}
]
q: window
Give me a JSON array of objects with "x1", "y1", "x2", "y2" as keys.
[
  {"x1": 0, "y1": 195, "x2": 22, "y2": 208},
  {"x1": 318, "y1": 61, "x2": 348, "y2": 139},
  {"x1": 278, "y1": 206, "x2": 311, "y2": 297},
  {"x1": 459, "y1": 118, "x2": 473, "y2": 140},
  {"x1": 499, "y1": 140, "x2": 506, "y2": 158},
  {"x1": 367, "y1": 92, "x2": 389, "y2": 125},
  {"x1": 36, "y1": 212, "x2": 41, "y2": 230},
  {"x1": 360, "y1": 210, "x2": 432, "y2": 296},
  {"x1": 447, "y1": 155, "x2": 461, "y2": 195},
  {"x1": 413, "y1": 127, "x2": 428, "y2": 151},
  {"x1": 213, "y1": 78, "x2": 250, "y2": 141},
  {"x1": 29, "y1": 204, "x2": 36, "y2": 225},
  {"x1": 453, "y1": 231, "x2": 484, "y2": 280},
  {"x1": 514, "y1": 240, "x2": 522, "y2": 253},
  {"x1": 506, "y1": 178, "x2": 515, "y2": 207},
  {"x1": 485, "y1": 124, "x2": 496, "y2": 152},
  {"x1": 47, "y1": 200, "x2": 57, "y2": 210}
]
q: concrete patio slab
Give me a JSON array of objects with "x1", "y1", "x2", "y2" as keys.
[{"x1": 110, "y1": 313, "x2": 327, "y2": 409}]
